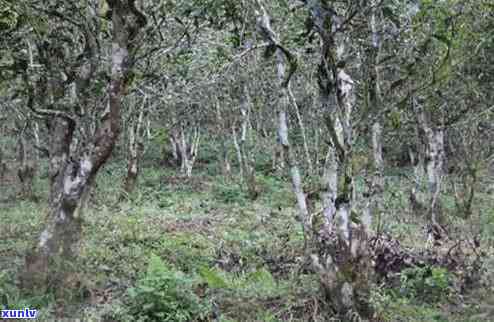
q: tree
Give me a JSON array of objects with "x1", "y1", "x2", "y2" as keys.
[{"x1": 21, "y1": 0, "x2": 146, "y2": 291}]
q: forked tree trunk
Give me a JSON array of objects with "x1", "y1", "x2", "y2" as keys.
[
  {"x1": 22, "y1": 1, "x2": 144, "y2": 291},
  {"x1": 304, "y1": 2, "x2": 373, "y2": 319},
  {"x1": 178, "y1": 125, "x2": 200, "y2": 178}
]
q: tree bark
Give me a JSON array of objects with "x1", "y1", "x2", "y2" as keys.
[
  {"x1": 363, "y1": 1, "x2": 384, "y2": 230},
  {"x1": 122, "y1": 95, "x2": 147, "y2": 196},
  {"x1": 215, "y1": 101, "x2": 231, "y2": 177},
  {"x1": 303, "y1": 2, "x2": 373, "y2": 319},
  {"x1": 22, "y1": 0, "x2": 145, "y2": 291},
  {"x1": 234, "y1": 83, "x2": 259, "y2": 199},
  {"x1": 413, "y1": 99, "x2": 445, "y2": 226},
  {"x1": 177, "y1": 125, "x2": 200, "y2": 178},
  {"x1": 288, "y1": 87, "x2": 313, "y2": 174},
  {"x1": 255, "y1": 0, "x2": 312, "y2": 248}
]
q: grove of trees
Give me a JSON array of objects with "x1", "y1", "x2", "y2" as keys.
[{"x1": 0, "y1": 0, "x2": 493, "y2": 321}]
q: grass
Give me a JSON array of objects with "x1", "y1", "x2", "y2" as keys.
[{"x1": 0, "y1": 161, "x2": 493, "y2": 321}]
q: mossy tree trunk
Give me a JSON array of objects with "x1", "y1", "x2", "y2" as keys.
[
  {"x1": 413, "y1": 98, "x2": 446, "y2": 232},
  {"x1": 363, "y1": 0, "x2": 384, "y2": 230},
  {"x1": 22, "y1": 0, "x2": 145, "y2": 292},
  {"x1": 304, "y1": 1, "x2": 374, "y2": 319}
]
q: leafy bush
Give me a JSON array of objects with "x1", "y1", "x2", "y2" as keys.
[
  {"x1": 158, "y1": 233, "x2": 214, "y2": 272},
  {"x1": 213, "y1": 183, "x2": 247, "y2": 205},
  {"x1": 399, "y1": 265, "x2": 451, "y2": 302},
  {"x1": 125, "y1": 254, "x2": 209, "y2": 322},
  {"x1": 371, "y1": 288, "x2": 448, "y2": 322}
]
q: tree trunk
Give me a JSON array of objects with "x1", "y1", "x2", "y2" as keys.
[
  {"x1": 122, "y1": 96, "x2": 147, "y2": 196},
  {"x1": 409, "y1": 123, "x2": 427, "y2": 215},
  {"x1": 363, "y1": 3, "x2": 384, "y2": 230},
  {"x1": 177, "y1": 125, "x2": 200, "y2": 178},
  {"x1": 413, "y1": 99, "x2": 445, "y2": 226},
  {"x1": 169, "y1": 128, "x2": 181, "y2": 167},
  {"x1": 303, "y1": 2, "x2": 373, "y2": 319},
  {"x1": 22, "y1": 1, "x2": 144, "y2": 291},
  {"x1": 215, "y1": 101, "x2": 231, "y2": 177},
  {"x1": 256, "y1": 0, "x2": 312, "y2": 252},
  {"x1": 288, "y1": 86, "x2": 313, "y2": 174},
  {"x1": 234, "y1": 83, "x2": 259, "y2": 199},
  {"x1": 17, "y1": 127, "x2": 37, "y2": 201},
  {"x1": 232, "y1": 125, "x2": 244, "y2": 178}
]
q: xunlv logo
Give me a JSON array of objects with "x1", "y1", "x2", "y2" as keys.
[{"x1": 1, "y1": 308, "x2": 38, "y2": 319}]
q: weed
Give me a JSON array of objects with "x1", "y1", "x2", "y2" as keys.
[
  {"x1": 399, "y1": 265, "x2": 451, "y2": 302},
  {"x1": 122, "y1": 254, "x2": 210, "y2": 322}
]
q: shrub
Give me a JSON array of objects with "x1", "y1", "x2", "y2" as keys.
[
  {"x1": 125, "y1": 254, "x2": 209, "y2": 322},
  {"x1": 213, "y1": 183, "x2": 247, "y2": 205},
  {"x1": 399, "y1": 265, "x2": 451, "y2": 302}
]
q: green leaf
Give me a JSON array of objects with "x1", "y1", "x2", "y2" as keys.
[{"x1": 199, "y1": 266, "x2": 228, "y2": 289}]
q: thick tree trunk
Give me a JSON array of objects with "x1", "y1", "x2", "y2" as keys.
[
  {"x1": 413, "y1": 99, "x2": 445, "y2": 226},
  {"x1": 303, "y1": 2, "x2": 373, "y2": 319},
  {"x1": 23, "y1": 117, "x2": 80, "y2": 290},
  {"x1": 316, "y1": 58, "x2": 373, "y2": 322},
  {"x1": 22, "y1": 1, "x2": 144, "y2": 291},
  {"x1": 363, "y1": 3, "x2": 384, "y2": 230},
  {"x1": 169, "y1": 128, "x2": 181, "y2": 166},
  {"x1": 409, "y1": 123, "x2": 427, "y2": 214}
]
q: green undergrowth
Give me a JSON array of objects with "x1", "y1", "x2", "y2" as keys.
[{"x1": 0, "y1": 164, "x2": 493, "y2": 321}]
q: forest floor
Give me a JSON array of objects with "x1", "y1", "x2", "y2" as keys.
[{"x1": 1, "y1": 160, "x2": 494, "y2": 321}]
